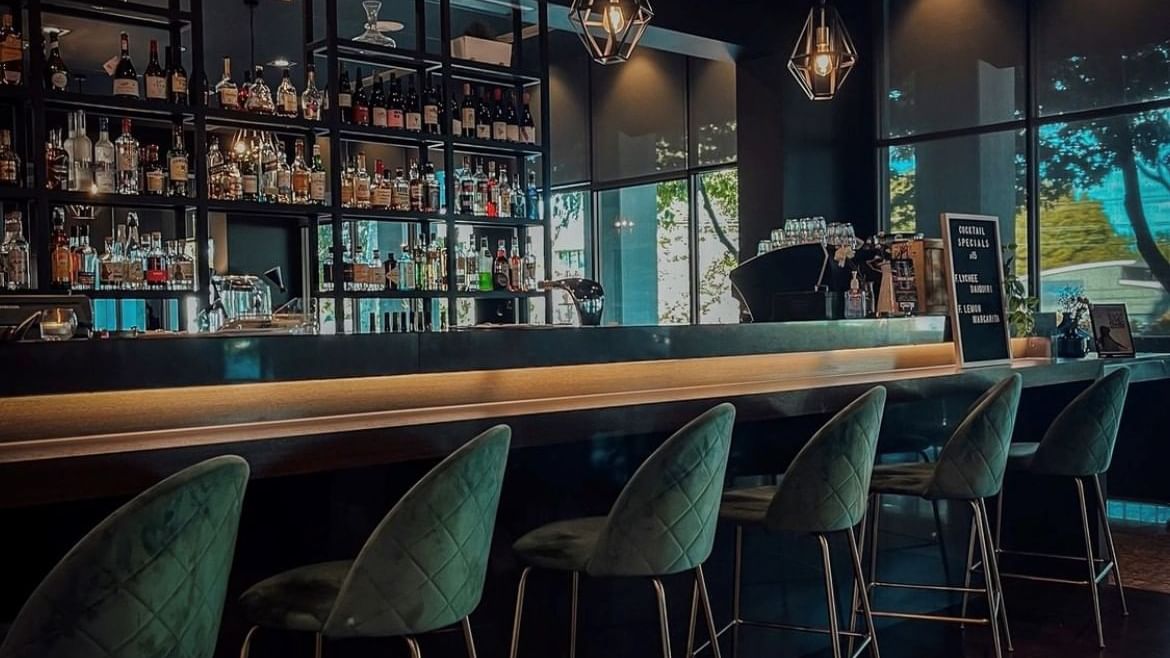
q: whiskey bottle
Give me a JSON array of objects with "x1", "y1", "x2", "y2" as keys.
[
  {"x1": 408, "y1": 159, "x2": 422, "y2": 211},
  {"x1": 0, "y1": 13, "x2": 22, "y2": 86},
  {"x1": 206, "y1": 135, "x2": 226, "y2": 199},
  {"x1": 387, "y1": 75, "x2": 405, "y2": 129},
  {"x1": 276, "y1": 68, "x2": 298, "y2": 117},
  {"x1": 237, "y1": 69, "x2": 252, "y2": 110},
  {"x1": 371, "y1": 159, "x2": 392, "y2": 209},
  {"x1": 492, "y1": 239, "x2": 509, "y2": 291},
  {"x1": 275, "y1": 141, "x2": 292, "y2": 203},
  {"x1": 391, "y1": 167, "x2": 408, "y2": 211},
  {"x1": 301, "y1": 64, "x2": 322, "y2": 120},
  {"x1": 309, "y1": 143, "x2": 327, "y2": 204},
  {"x1": 339, "y1": 156, "x2": 354, "y2": 207},
  {"x1": 167, "y1": 45, "x2": 187, "y2": 104},
  {"x1": 240, "y1": 141, "x2": 259, "y2": 201},
  {"x1": 143, "y1": 145, "x2": 165, "y2": 195},
  {"x1": 215, "y1": 56, "x2": 238, "y2": 109},
  {"x1": 145, "y1": 231, "x2": 167, "y2": 288},
  {"x1": 354, "y1": 152, "x2": 371, "y2": 208},
  {"x1": 45, "y1": 32, "x2": 69, "y2": 91},
  {"x1": 45, "y1": 128, "x2": 69, "y2": 191},
  {"x1": 0, "y1": 129, "x2": 21, "y2": 185},
  {"x1": 49, "y1": 208, "x2": 72, "y2": 290},
  {"x1": 112, "y1": 32, "x2": 140, "y2": 98},
  {"x1": 291, "y1": 139, "x2": 311, "y2": 204},
  {"x1": 260, "y1": 139, "x2": 279, "y2": 201},
  {"x1": 93, "y1": 117, "x2": 116, "y2": 193},
  {"x1": 248, "y1": 65, "x2": 274, "y2": 114},
  {"x1": 75, "y1": 224, "x2": 97, "y2": 290},
  {"x1": 454, "y1": 239, "x2": 466, "y2": 291},
  {"x1": 144, "y1": 39, "x2": 167, "y2": 101},
  {"x1": 167, "y1": 124, "x2": 188, "y2": 197},
  {"x1": 123, "y1": 213, "x2": 145, "y2": 289},
  {"x1": 0, "y1": 210, "x2": 29, "y2": 290}
]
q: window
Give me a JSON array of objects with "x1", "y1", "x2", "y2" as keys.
[
  {"x1": 696, "y1": 169, "x2": 741, "y2": 323},
  {"x1": 598, "y1": 181, "x2": 691, "y2": 325}
]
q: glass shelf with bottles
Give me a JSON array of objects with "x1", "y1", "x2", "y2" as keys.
[
  {"x1": 448, "y1": 156, "x2": 543, "y2": 224},
  {"x1": 205, "y1": 56, "x2": 326, "y2": 128},
  {"x1": 335, "y1": 66, "x2": 446, "y2": 143},
  {"x1": 42, "y1": 32, "x2": 193, "y2": 115},
  {"x1": 45, "y1": 111, "x2": 195, "y2": 204},
  {"x1": 322, "y1": 222, "x2": 449, "y2": 295},
  {"x1": 444, "y1": 81, "x2": 540, "y2": 150},
  {"x1": 450, "y1": 231, "x2": 540, "y2": 297},
  {"x1": 206, "y1": 134, "x2": 328, "y2": 211}
]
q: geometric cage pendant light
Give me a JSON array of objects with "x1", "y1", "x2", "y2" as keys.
[
  {"x1": 568, "y1": 0, "x2": 655, "y2": 65},
  {"x1": 788, "y1": 0, "x2": 858, "y2": 100}
]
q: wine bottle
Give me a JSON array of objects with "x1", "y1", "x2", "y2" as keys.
[
  {"x1": 167, "y1": 45, "x2": 188, "y2": 105},
  {"x1": 44, "y1": 32, "x2": 69, "y2": 91},
  {"x1": 143, "y1": 39, "x2": 166, "y2": 100},
  {"x1": 112, "y1": 32, "x2": 139, "y2": 98}
]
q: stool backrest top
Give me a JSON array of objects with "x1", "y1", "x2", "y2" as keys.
[
  {"x1": 587, "y1": 403, "x2": 736, "y2": 578},
  {"x1": 767, "y1": 387, "x2": 887, "y2": 534},
  {"x1": 926, "y1": 374, "x2": 1023, "y2": 500},
  {"x1": 1032, "y1": 367, "x2": 1131, "y2": 477},
  {"x1": 324, "y1": 425, "x2": 511, "y2": 638}
]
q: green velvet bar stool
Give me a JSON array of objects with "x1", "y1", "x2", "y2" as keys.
[
  {"x1": 862, "y1": 374, "x2": 1022, "y2": 658},
  {"x1": 508, "y1": 403, "x2": 736, "y2": 658},
  {"x1": 994, "y1": 367, "x2": 1131, "y2": 649},
  {"x1": 238, "y1": 425, "x2": 511, "y2": 658},
  {"x1": 710, "y1": 386, "x2": 887, "y2": 658},
  {"x1": 0, "y1": 455, "x2": 250, "y2": 658}
]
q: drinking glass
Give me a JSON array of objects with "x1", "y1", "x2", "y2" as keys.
[
  {"x1": 39, "y1": 308, "x2": 77, "y2": 341},
  {"x1": 355, "y1": 1, "x2": 397, "y2": 47}
]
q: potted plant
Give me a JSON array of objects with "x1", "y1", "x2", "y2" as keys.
[
  {"x1": 1054, "y1": 286, "x2": 1092, "y2": 358},
  {"x1": 1003, "y1": 245, "x2": 1038, "y2": 338}
]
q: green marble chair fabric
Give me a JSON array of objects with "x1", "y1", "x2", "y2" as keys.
[
  {"x1": 238, "y1": 425, "x2": 510, "y2": 654},
  {"x1": 1007, "y1": 367, "x2": 1130, "y2": 477},
  {"x1": 0, "y1": 456, "x2": 250, "y2": 658},
  {"x1": 509, "y1": 403, "x2": 736, "y2": 658}
]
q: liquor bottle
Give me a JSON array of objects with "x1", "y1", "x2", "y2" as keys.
[
  {"x1": 492, "y1": 239, "x2": 509, "y2": 291},
  {"x1": 248, "y1": 65, "x2": 274, "y2": 113},
  {"x1": 457, "y1": 157, "x2": 474, "y2": 215},
  {"x1": 372, "y1": 159, "x2": 392, "y2": 209},
  {"x1": 476, "y1": 86, "x2": 491, "y2": 139},
  {"x1": 260, "y1": 138, "x2": 279, "y2": 201},
  {"x1": 478, "y1": 237, "x2": 492, "y2": 291},
  {"x1": 206, "y1": 136, "x2": 225, "y2": 199},
  {"x1": 291, "y1": 139, "x2": 310, "y2": 204},
  {"x1": 72, "y1": 110, "x2": 93, "y2": 192},
  {"x1": 385, "y1": 251, "x2": 398, "y2": 290},
  {"x1": 423, "y1": 74, "x2": 440, "y2": 134},
  {"x1": 391, "y1": 167, "x2": 408, "y2": 211},
  {"x1": 382, "y1": 75, "x2": 403, "y2": 129},
  {"x1": 143, "y1": 231, "x2": 165, "y2": 288},
  {"x1": 413, "y1": 233, "x2": 427, "y2": 289},
  {"x1": 506, "y1": 91, "x2": 520, "y2": 143},
  {"x1": 237, "y1": 69, "x2": 252, "y2": 110},
  {"x1": 399, "y1": 240, "x2": 414, "y2": 291},
  {"x1": 424, "y1": 162, "x2": 440, "y2": 213},
  {"x1": 0, "y1": 210, "x2": 29, "y2": 289},
  {"x1": 113, "y1": 32, "x2": 139, "y2": 97},
  {"x1": 201, "y1": 70, "x2": 210, "y2": 106},
  {"x1": 352, "y1": 67, "x2": 369, "y2": 125},
  {"x1": 0, "y1": 129, "x2": 20, "y2": 186},
  {"x1": 93, "y1": 118, "x2": 115, "y2": 193},
  {"x1": 144, "y1": 39, "x2": 166, "y2": 101},
  {"x1": 124, "y1": 213, "x2": 145, "y2": 289},
  {"x1": 167, "y1": 124, "x2": 188, "y2": 197},
  {"x1": 239, "y1": 140, "x2": 259, "y2": 201},
  {"x1": 49, "y1": 208, "x2": 72, "y2": 289},
  {"x1": 339, "y1": 155, "x2": 354, "y2": 207},
  {"x1": 526, "y1": 169, "x2": 540, "y2": 220},
  {"x1": 370, "y1": 74, "x2": 387, "y2": 128},
  {"x1": 408, "y1": 159, "x2": 422, "y2": 211},
  {"x1": 167, "y1": 45, "x2": 187, "y2": 104},
  {"x1": 404, "y1": 78, "x2": 422, "y2": 132},
  {"x1": 370, "y1": 248, "x2": 384, "y2": 291},
  {"x1": 0, "y1": 14, "x2": 22, "y2": 85},
  {"x1": 74, "y1": 225, "x2": 97, "y2": 290},
  {"x1": 224, "y1": 152, "x2": 243, "y2": 199},
  {"x1": 45, "y1": 128, "x2": 69, "y2": 191},
  {"x1": 310, "y1": 143, "x2": 327, "y2": 204},
  {"x1": 354, "y1": 152, "x2": 371, "y2": 208},
  {"x1": 62, "y1": 112, "x2": 78, "y2": 189},
  {"x1": 144, "y1": 145, "x2": 165, "y2": 195},
  {"x1": 523, "y1": 235, "x2": 537, "y2": 291},
  {"x1": 45, "y1": 32, "x2": 69, "y2": 91},
  {"x1": 464, "y1": 236, "x2": 478, "y2": 292},
  {"x1": 449, "y1": 92, "x2": 462, "y2": 136},
  {"x1": 215, "y1": 56, "x2": 238, "y2": 109},
  {"x1": 301, "y1": 64, "x2": 322, "y2": 120},
  {"x1": 98, "y1": 235, "x2": 118, "y2": 289},
  {"x1": 276, "y1": 68, "x2": 298, "y2": 117},
  {"x1": 498, "y1": 166, "x2": 512, "y2": 217},
  {"x1": 511, "y1": 168, "x2": 526, "y2": 218},
  {"x1": 460, "y1": 83, "x2": 476, "y2": 138},
  {"x1": 508, "y1": 233, "x2": 522, "y2": 291},
  {"x1": 485, "y1": 161, "x2": 498, "y2": 217},
  {"x1": 473, "y1": 159, "x2": 488, "y2": 215},
  {"x1": 491, "y1": 88, "x2": 507, "y2": 142},
  {"x1": 520, "y1": 91, "x2": 536, "y2": 144},
  {"x1": 337, "y1": 69, "x2": 353, "y2": 123},
  {"x1": 275, "y1": 141, "x2": 292, "y2": 203}
]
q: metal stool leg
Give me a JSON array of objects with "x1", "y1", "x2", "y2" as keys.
[
  {"x1": 978, "y1": 498, "x2": 1013, "y2": 651},
  {"x1": 931, "y1": 501, "x2": 952, "y2": 584},
  {"x1": 847, "y1": 527, "x2": 881, "y2": 658},
  {"x1": 314, "y1": 633, "x2": 323, "y2": 658},
  {"x1": 687, "y1": 576, "x2": 699, "y2": 658},
  {"x1": 570, "y1": 571, "x2": 580, "y2": 658},
  {"x1": 404, "y1": 636, "x2": 421, "y2": 658},
  {"x1": 695, "y1": 565, "x2": 722, "y2": 658},
  {"x1": 238, "y1": 625, "x2": 259, "y2": 658},
  {"x1": 817, "y1": 534, "x2": 844, "y2": 658},
  {"x1": 732, "y1": 525, "x2": 743, "y2": 658},
  {"x1": 509, "y1": 566, "x2": 532, "y2": 658},
  {"x1": 868, "y1": 494, "x2": 881, "y2": 587},
  {"x1": 972, "y1": 501, "x2": 1004, "y2": 658},
  {"x1": 461, "y1": 617, "x2": 478, "y2": 658},
  {"x1": 846, "y1": 512, "x2": 868, "y2": 658},
  {"x1": 1092, "y1": 475, "x2": 1129, "y2": 616},
  {"x1": 959, "y1": 512, "x2": 977, "y2": 629},
  {"x1": 652, "y1": 578, "x2": 673, "y2": 658},
  {"x1": 1075, "y1": 478, "x2": 1106, "y2": 649}
]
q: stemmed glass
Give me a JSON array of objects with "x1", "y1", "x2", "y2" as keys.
[{"x1": 354, "y1": 1, "x2": 397, "y2": 47}]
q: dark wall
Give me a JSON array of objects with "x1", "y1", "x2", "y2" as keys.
[{"x1": 736, "y1": 0, "x2": 879, "y2": 258}]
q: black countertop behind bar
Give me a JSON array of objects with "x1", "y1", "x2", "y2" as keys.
[{"x1": 0, "y1": 317, "x2": 947, "y2": 396}]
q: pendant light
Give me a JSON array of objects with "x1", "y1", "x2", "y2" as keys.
[
  {"x1": 568, "y1": 0, "x2": 654, "y2": 65},
  {"x1": 788, "y1": 0, "x2": 858, "y2": 101}
]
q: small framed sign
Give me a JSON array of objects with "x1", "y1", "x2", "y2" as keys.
[
  {"x1": 941, "y1": 213, "x2": 1012, "y2": 368},
  {"x1": 1089, "y1": 304, "x2": 1136, "y2": 358}
]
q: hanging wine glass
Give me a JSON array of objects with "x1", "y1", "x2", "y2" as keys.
[{"x1": 354, "y1": 1, "x2": 397, "y2": 47}]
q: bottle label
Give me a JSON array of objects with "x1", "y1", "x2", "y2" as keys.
[
  {"x1": 169, "y1": 156, "x2": 188, "y2": 182},
  {"x1": 372, "y1": 106, "x2": 388, "y2": 127},
  {"x1": 424, "y1": 105, "x2": 439, "y2": 126},
  {"x1": 0, "y1": 35, "x2": 20, "y2": 64},
  {"x1": 520, "y1": 126, "x2": 536, "y2": 144},
  {"x1": 0, "y1": 162, "x2": 16, "y2": 182},
  {"x1": 50, "y1": 71, "x2": 68, "y2": 90},
  {"x1": 125, "y1": 263, "x2": 144, "y2": 285},
  {"x1": 372, "y1": 187, "x2": 392, "y2": 208},
  {"x1": 406, "y1": 112, "x2": 422, "y2": 132},
  {"x1": 353, "y1": 106, "x2": 369, "y2": 125},
  {"x1": 476, "y1": 124, "x2": 491, "y2": 140},
  {"x1": 146, "y1": 170, "x2": 165, "y2": 193},
  {"x1": 146, "y1": 265, "x2": 167, "y2": 284},
  {"x1": 492, "y1": 122, "x2": 507, "y2": 141},
  {"x1": 3, "y1": 69, "x2": 18, "y2": 85},
  {"x1": 388, "y1": 109, "x2": 404, "y2": 129},
  {"x1": 355, "y1": 181, "x2": 370, "y2": 203},
  {"x1": 219, "y1": 87, "x2": 238, "y2": 108},
  {"x1": 52, "y1": 248, "x2": 73, "y2": 285},
  {"x1": 507, "y1": 125, "x2": 520, "y2": 143},
  {"x1": 277, "y1": 170, "x2": 291, "y2": 194},
  {"x1": 6, "y1": 251, "x2": 27, "y2": 285},
  {"x1": 338, "y1": 92, "x2": 352, "y2": 108},
  {"x1": 242, "y1": 174, "x2": 258, "y2": 195},
  {"x1": 95, "y1": 169, "x2": 115, "y2": 193},
  {"x1": 282, "y1": 94, "x2": 297, "y2": 114},
  {"x1": 100, "y1": 261, "x2": 124, "y2": 285},
  {"x1": 462, "y1": 108, "x2": 476, "y2": 129},
  {"x1": 293, "y1": 172, "x2": 310, "y2": 197},
  {"x1": 451, "y1": 118, "x2": 462, "y2": 136},
  {"x1": 310, "y1": 173, "x2": 326, "y2": 201},
  {"x1": 145, "y1": 75, "x2": 167, "y2": 99},
  {"x1": 172, "y1": 74, "x2": 187, "y2": 94},
  {"x1": 113, "y1": 78, "x2": 140, "y2": 97}
]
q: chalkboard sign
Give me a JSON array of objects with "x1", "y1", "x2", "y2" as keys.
[{"x1": 941, "y1": 213, "x2": 1012, "y2": 367}]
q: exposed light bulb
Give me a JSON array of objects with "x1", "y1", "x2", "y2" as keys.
[
  {"x1": 603, "y1": 3, "x2": 627, "y2": 34},
  {"x1": 813, "y1": 52, "x2": 834, "y2": 77}
]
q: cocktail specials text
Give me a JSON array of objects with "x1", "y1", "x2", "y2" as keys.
[{"x1": 953, "y1": 224, "x2": 1001, "y2": 325}]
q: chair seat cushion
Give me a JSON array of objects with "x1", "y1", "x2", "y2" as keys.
[
  {"x1": 1006, "y1": 442, "x2": 1040, "y2": 471},
  {"x1": 513, "y1": 517, "x2": 607, "y2": 572},
  {"x1": 869, "y1": 462, "x2": 935, "y2": 497},
  {"x1": 240, "y1": 560, "x2": 352, "y2": 632},
  {"x1": 719, "y1": 485, "x2": 778, "y2": 525}
]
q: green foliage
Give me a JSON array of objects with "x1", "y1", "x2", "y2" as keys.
[
  {"x1": 1016, "y1": 196, "x2": 1136, "y2": 270},
  {"x1": 1003, "y1": 244, "x2": 1038, "y2": 337}
]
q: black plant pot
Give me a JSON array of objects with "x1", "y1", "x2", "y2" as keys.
[{"x1": 1054, "y1": 330, "x2": 1091, "y2": 359}]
